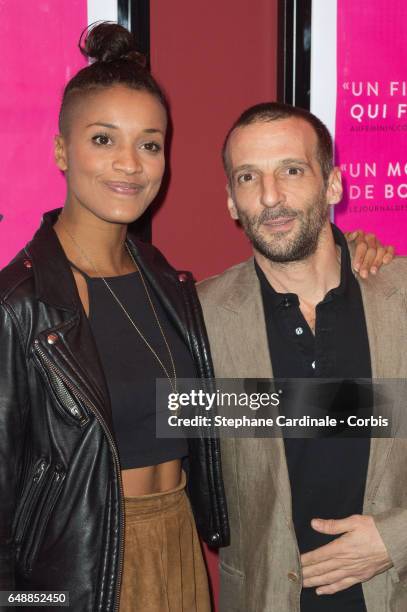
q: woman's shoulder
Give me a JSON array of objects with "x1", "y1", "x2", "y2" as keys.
[
  {"x1": 129, "y1": 237, "x2": 193, "y2": 280},
  {"x1": 0, "y1": 249, "x2": 36, "y2": 308}
]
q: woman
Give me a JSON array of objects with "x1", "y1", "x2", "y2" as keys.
[
  {"x1": 0, "y1": 23, "x2": 224, "y2": 612},
  {"x1": 0, "y1": 22, "x2": 392, "y2": 612}
]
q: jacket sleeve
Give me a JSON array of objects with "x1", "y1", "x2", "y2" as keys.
[
  {"x1": 374, "y1": 509, "x2": 407, "y2": 585},
  {"x1": 0, "y1": 302, "x2": 27, "y2": 588}
]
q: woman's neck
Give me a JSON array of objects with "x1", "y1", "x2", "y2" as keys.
[{"x1": 54, "y1": 204, "x2": 135, "y2": 277}]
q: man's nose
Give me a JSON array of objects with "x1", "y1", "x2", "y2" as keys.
[
  {"x1": 112, "y1": 147, "x2": 143, "y2": 174},
  {"x1": 260, "y1": 175, "x2": 284, "y2": 208}
]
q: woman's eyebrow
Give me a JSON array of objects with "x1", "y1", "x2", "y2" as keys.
[
  {"x1": 143, "y1": 128, "x2": 165, "y2": 134},
  {"x1": 85, "y1": 123, "x2": 164, "y2": 135},
  {"x1": 86, "y1": 122, "x2": 118, "y2": 129}
]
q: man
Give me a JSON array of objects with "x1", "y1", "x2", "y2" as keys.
[{"x1": 197, "y1": 102, "x2": 407, "y2": 612}]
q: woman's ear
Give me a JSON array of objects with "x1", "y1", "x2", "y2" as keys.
[{"x1": 54, "y1": 135, "x2": 68, "y2": 172}]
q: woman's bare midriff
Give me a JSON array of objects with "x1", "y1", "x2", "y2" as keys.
[{"x1": 121, "y1": 459, "x2": 183, "y2": 496}]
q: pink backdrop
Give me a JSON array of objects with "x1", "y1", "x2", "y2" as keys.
[
  {"x1": 0, "y1": 1, "x2": 87, "y2": 268},
  {"x1": 335, "y1": 0, "x2": 407, "y2": 254}
]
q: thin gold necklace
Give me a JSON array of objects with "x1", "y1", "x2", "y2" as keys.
[{"x1": 59, "y1": 221, "x2": 177, "y2": 393}]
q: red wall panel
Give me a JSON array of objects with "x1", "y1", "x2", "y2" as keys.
[
  {"x1": 150, "y1": 0, "x2": 278, "y2": 281},
  {"x1": 150, "y1": 2, "x2": 278, "y2": 608}
]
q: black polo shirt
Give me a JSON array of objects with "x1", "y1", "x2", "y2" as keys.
[{"x1": 256, "y1": 225, "x2": 371, "y2": 612}]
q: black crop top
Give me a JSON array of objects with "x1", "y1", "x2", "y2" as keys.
[{"x1": 71, "y1": 263, "x2": 194, "y2": 469}]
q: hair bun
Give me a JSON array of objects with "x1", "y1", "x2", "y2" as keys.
[{"x1": 80, "y1": 22, "x2": 146, "y2": 67}]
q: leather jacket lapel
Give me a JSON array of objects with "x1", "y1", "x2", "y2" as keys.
[
  {"x1": 33, "y1": 313, "x2": 116, "y2": 430},
  {"x1": 25, "y1": 209, "x2": 114, "y2": 430},
  {"x1": 25, "y1": 209, "x2": 78, "y2": 312}
]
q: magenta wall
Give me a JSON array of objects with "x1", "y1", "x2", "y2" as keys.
[
  {"x1": 335, "y1": 0, "x2": 407, "y2": 254},
  {"x1": 0, "y1": 1, "x2": 87, "y2": 268}
]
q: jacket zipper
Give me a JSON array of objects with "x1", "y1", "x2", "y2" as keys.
[
  {"x1": 34, "y1": 340, "x2": 88, "y2": 425},
  {"x1": 13, "y1": 459, "x2": 49, "y2": 544},
  {"x1": 24, "y1": 464, "x2": 65, "y2": 573},
  {"x1": 33, "y1": 339, "x2": 125, "y2": 612}
]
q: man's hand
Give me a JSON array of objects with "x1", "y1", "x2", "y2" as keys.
[
  {"x1": 301, "y1": 515, "x2": 392, "y2": 595},
  {"x1": 346, "y1": 230, "x2": 395, "y2": 278}
]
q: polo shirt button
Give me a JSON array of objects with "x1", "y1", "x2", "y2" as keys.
[
  {"x1": 295, "y1": 327, "x2": 303, "y2": 335},
  {"x1": 288, "y1": 571, "x2": 299, "y2": 583}
]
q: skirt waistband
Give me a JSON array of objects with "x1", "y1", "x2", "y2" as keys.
[{"x1": 124, "y1": 470, "x2": 187, "y2": 520}]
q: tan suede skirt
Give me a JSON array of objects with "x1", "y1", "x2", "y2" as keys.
[{"x1": 119, "y1": 472, "x2": 212, "y2": 612}]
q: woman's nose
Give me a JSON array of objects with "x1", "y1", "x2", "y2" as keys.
[{"x1": 112, "y1": 148, "x2": 143, "y2": 174}]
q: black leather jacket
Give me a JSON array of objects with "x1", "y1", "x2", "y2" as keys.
[{"x1": 0, "y1": 210, "x2": 229, "y2": 611}]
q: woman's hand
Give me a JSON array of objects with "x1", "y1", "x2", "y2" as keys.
[{"x1": 345, "y1": 230, "x2": 395, "y2": 278}]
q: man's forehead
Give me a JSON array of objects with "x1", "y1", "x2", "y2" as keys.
[{"x1": 228, "y1": 117, "x2": 318, "y2": 162}]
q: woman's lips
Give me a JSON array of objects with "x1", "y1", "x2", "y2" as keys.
[{"x1": 103, "y1": 181, "x2": 145, "y2": 195}]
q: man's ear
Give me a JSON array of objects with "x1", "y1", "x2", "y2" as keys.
[
  {"x1": 54, "y1": 134, "x2": 68, "y2": 172},
  {"x1": 326, "y1": 167, "x2": 343, "y2": 206},
  {"x1": 226, "y1": 183, "x2": 239, "y2": 220}
]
